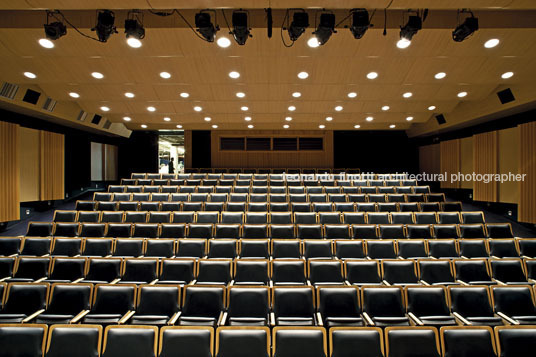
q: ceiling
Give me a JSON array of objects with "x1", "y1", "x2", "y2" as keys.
[{"x1": 0, "y1": 5, "x2": 535, "y2": 133}]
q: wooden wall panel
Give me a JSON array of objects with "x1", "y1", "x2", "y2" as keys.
[
  {"x1": 210, "y1": 130, "x2": 334, "y2": 169},
  {"x1": 519, "y1": 121, "x2": 536, "y2": 224},
  {"x1": 460, "y1": 137, "x2": 474, "y2": 189},
  {"x1": 498, "y1": 127, "x2": 520, "y2": 204},
  {"x1": 473, "y1": 131, "x2": 498, "y2": 201},
  {"x1": 40, "y1": 131, "x2": 64, "y2": 201},
  {"x1": 440, "y1": 139, "x2": 461, "y2": 189},
  {"x1": 19, "y1": 127, "x2": 40, "y2": 202},
  {"x1": 0, "y1": 121, "x2": 20, "y2": 221},
  {"x1": 419, "y1": 144, "x2": 440, "y2": 175},
  {"x1": 104, "y1": 144, "x2": 118, "y2": 181}
]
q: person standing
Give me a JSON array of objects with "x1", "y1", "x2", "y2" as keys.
[{"x1": 168, "y1": 157, "x2": 175, "y2": 174}]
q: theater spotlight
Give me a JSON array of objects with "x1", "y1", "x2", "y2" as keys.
[
  {"x1": 44, "y1": 21, "x2": 66, "y2": 40},
  {"x1": 349, "y1": 9, "x2": 370, "y2": 39},
  {"x1": 313, "y1": 13, "x2": 336, "y2": 46},
  {"x1": 288, "y1": 11, "x2": 309, "y2": 41},
  {"x1": 92, "y1": 10, "x2": 117, "y2": 43},
  {"x1": 231, "y1": 10, "x2": 251, "y2": 45},
  {"x1": 195, "y1": 11, "x2": 219, "y2": 42},
  {"x1": 452, "y1": 10, "x2": 478, "y2": 42},
  {"x1": 124, "y1": 14, "x2": 145, "y2": 48},
  {"x1": 398, "y1": 14, "x2": 422, "y2": 48}
]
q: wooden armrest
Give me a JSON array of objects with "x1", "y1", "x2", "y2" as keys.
[
  {"x1": 493, "y1": 279, "x2": 507, "y2": 286},
  {"x1": 111, "y1": 278, "x2": 121, "y2": 284},
  {"x1": 382, "y1": 280, "x2": 391, "y2": 286},
  {"x1": 35, "y1": 277, "x2": 48, "y2": 283},
  {"x1": 229, "y1": 280, "x2": 235, "y2": 286},
  {"x1": 22, "y1": 309, "x2": 45, "y2": 323},
  {"x1": 118, "y1": 311, "x2": 136, "y2": 325},
  {"x1": 168, "y1": 311, "x2": 181, "y2": 325},
  {"x1": 70, "y1": 310, "x2": 90, "y2": 324},
  {"x1": 344, "y1": 280, "x2": 351, "y2": 286},
  {"x1": 0, "y1": 277, "x2": 9, "y2": 282},
  {"x1": 72, "y1": 278, "x2": 85, "y2": 284},
  {"x1": 362, "y1": 312, "x2": 374, "y2": 326},
  {"x1": 456, "y1": 279, "x2": 469, "y2": 286},
  {"x1": 219, "y1": 312, "x2": 228, "y2": 326},
  {"x1": 149, "y1": 279, "x2": 158, "y2": 285},
  {"x1": 188, "y1": 279, "x2": 197, "y2": 285},
  {"x1": 270, "y1": 312, "x2": 276, "y2": 326},
  {"x1": 497, "y1": 312, "x2": 520, "y2": 325},
  {"x1": 408, "y1": 312, "x2": 424, "y2": 326},
  {"x1": 269, "y1": 280, "x2": 273, "y2": 288},
  {"x1": 419, "y1": 280, "x2": 430, "y2": 286},
  {"x1": 316, "y1": 312, "x2": 324, "y2": 326},
  {"x1": 306, "y1": 280, "x2": 312, "y2": 286},
  {"x1": 452, "y1": 312, "x2": 472, "y2": 326}
]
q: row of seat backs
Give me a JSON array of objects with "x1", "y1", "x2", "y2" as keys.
[
  {"x1": 54, "y1": 210, "x2": 488, "y2": 225},
  {"x1": 75, "y1": 201, "x2": 463, "y2": 214},
  {"x1": 128, "y1": 173, "x2": 413, "y2": 181},
  {"x1": 94, "y1": 191, "x2": 441, "y2": 202},
  {"x1": 25, "y1": 221, "x2": 512, "y2": 240}
]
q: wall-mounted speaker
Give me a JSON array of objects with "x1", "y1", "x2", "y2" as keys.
[
  {"x1": 497, "y1": 88, "x2": 515, "y2": 104},
  {"x1": 91, "y1": 114, "x2": 102, "y2": 125},
  {"x1": 22, "y1": 89, "x2": 40, "y2": 105},
  {"x1": 103, "y1": 120, "x2": 112, "y2": 130},
  {"x1": 435, "y1": 114, "x2": 446, "y2": 125}
]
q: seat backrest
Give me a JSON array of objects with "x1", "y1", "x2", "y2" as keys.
[
  {"x1": 454, "y1": 259, "x2": 491, "y2": 282},
  {"x1": 459, "y1": 224, "x2": 486, "y2": 239},
  {"x1": 449, "y1": 286, "x2": 494, "y2": 317},
  {"x1": 433, "y1": 224, "x2": 459, "y2": 239},
  {"x1": 102, "y1": 326, "x2": 157, "y2": 357},
  {"x1": 486, "y1": 223, "x2": 514, "y2": 238},
  {"x1": 385, "y1": 327, "x2": 440, "y2": 357},
  {"x1": 46, "y1": 283, "x2": 92, "y2": 314},
  {"x1": 49, "y1": 257, "x2": 86, "y2": 281},
  {"x1": 272, "y1": 259, "x2": 306, "y2": 284},
  {"x1": 406, "y1": 286, "x2": 450, "y2": 317},
  {"x1": 272, "y1": 240, "x2": 301, "y2": 259},
  {"x1": 196, "y1": 259, "x2": 232, "y2": 284},
  {"x1": 46, "y1": 325, "x2": 102, "y2": 357},
  {"x1": 85, "y1": 258, "x2": 122, "y2": 281},
  {"x1": 397, "y1": 240, "x2": 427, "y2": 258},
  {"x1": 145, "y1": 239, "x2": 175, "y2": 258},
  {"x1": 330, "y1": 327, "x2": 384, "y2": 357},
  {"x1": 318, "y1": 287, "x2": 361, "y2": 318},
  {"x1": 159, "y1": 259, "x2": 195, "y2": 283},
  {"x1": 367, "y1": 240, "x2": 397, "y2": 259},
  {"x1": 458, "y1": 239, "x2": 489, "y2": 258},
  {"x1": 227, "y1": 287, "x2": 269, "y2": 319},
  {"x1": 492, "y1": 285, "x2": 536, "y2": 317},
  {"x1": 160, "y1": 224, "x2": 186, "y2": 239},
  {"x1": 91, "y1": 284, "x2": 135, "y2": 314},
  {"x1": 208, "y1": 239, "x2": 237, "y2": 259},
  {"x1": 113, "y1": 238, "x2": 144, "y2": 257},
  {"x1": 490, "y1": 259, "x2": 527, "y2": 283},
  {"x1": 83, "y1": 238, "x2": 114, "y2": 257},
  {"x1": 182, "y1": 286, "x2": 224, "y2": 318},
  {"x1": 0, "y1": 237, "x2": 21, "y2": 256},
  {"x1": 136, "y1": 285, "x2": 180, "y2": 316},
  {"x1": 362, "y1": 287, "x2": 405, "y2": 317},
  {"x1": 345, "y1": 260, "x2": 381, "y2": 284},
  {"x1": 495, "y1": 326, "x2": 536, "y2": 357},
  {"x1": 0, "y1": 324, "x2": 47, "y2": 357},
  {"x1": 334, "y1": 240, "x2": 365, "y2": 259},
  {"x1": 273, "y1": 287, "x2": 315, "y2": 318},
  {"x1": 428, "y1": 240, "x2": 459, "y2": 258},
  {"x1": 105, "y1": 224, "x2": 132, "y2": 238},
  {"x1": 309, "y1": 260, "x2": 344, "y2": 285},
  {"x1": 382, "y1": 260, "x2": 418, "y2": 284},
  {"x1": 303, "y1": 240, "x2": 332, "y2": 260},
  {"x1": 27, "y1": 222, "x2": 54, "y2": 237},
  {"x1": 14, "y1": 257, "x2": 50, "y2": 280},
  {"x1": 418, "y1": 259, "x2": 455, "y2": 284},
  {"x1": 122, "y1": 259, "x2": 158, "y2": 283},
  {"x1": 441, "y1": 327, "x2": 497, "y2": 357},
  {"x1": 159, "y1": 327, "x2": 213, "y2": 357},
  {"x1": 273, "y1": 327, "x2": 326, "y2": 357},
  {"x1": 177, "y1": 239, "x2": 206, "y2": 258},
  {"x1": 20, "y1": 237, "x2": 51, "y2": 256},
  {"x1": 3, "y1": 283, "x2": 49, "y2": 314},
  {"x1": 52, "y1": 238, "x2": 82, "y2": 257},
  {"x1": 216, "y1": 327, "x2": 269, "y2": 357}
]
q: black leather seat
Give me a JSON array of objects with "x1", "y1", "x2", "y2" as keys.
[
  {"x1": 178, "y1": 286, "x2": 224, "y2": 326},
  {"x1": 83, "y1": 238, "x2": 114, "y2": 258},
  {"x1": 82, "y1": 258, "x2": 122, "y2": 284},
  {"x1": 386, "y1": 327, "x2": 441, "y2": 357},
  {"x1": 83, "y1": 284, "x2": 136, "y2": 325},
  {"x1": 454, "y1": 259, "x2": 495, "y2": 285},
  {"x1": 159, "y1": 224, "x2": 186, "y2": 239},
  {"x1": 330, "y1": 327, "x2": 384, "y2": 357},
  {"x1": 207, "y1": 239, "x2": 237, "y2": 259},
  {"x1": 334, "y1": 240, "x2": 366, "y2": 260},
  {"x1": 490, "y1": 259, "x2": 529, "y2": 285},
  {"x1": 0, "y1": 237, "x2": 21, "y2": 256},
  {"x1": 441, "y1": 327, "x2": 497, "y2": 357},
  {"x1": 492, "y1": 285, "x2": 536, "y2": 325},
  {"x1": 239, "y1": 239, "x2": 269, "y2": 259},
  {"x1": 418, "y1": 259, "x2": 457, "y2": 285},
  {"x1": 0, "y1": 324, "x2": 47, "y2": 356},
  {"x1": 367, "y1": 240, "x2": 397, "y2": 260},
  {"x1": 406, "y1": 286, "x2": 456, "y2": 326},
  {"x1": 20, "y1": 237, "x2": 51, "y2": 256},
  {"x1": 225, "y1": 287, "x2": 270, "y2": 326},
  {"x1": 309, "y1": 260, "x2": 345, "y2": 286},
  {"x1": 428, "y1": 240, "x2": 459, "y2": 259},
  {"x1": 196, "y1": 259, "x2": 232, "y2": 285},
  {"x1": 488, "y1": 239, "x2": 519, "y2": 258},
  {"x1": 273, "y1": 287, "x2": 317, "y2": 326},
  {"x1": 272, "y1": 259, "x2": 307, "y2": 285},
  {"x1": 0, "y1": 283, "x2": 48, "y2": 323},
  {"x1": 361, "y1": 287, "x2": 409, "y2": 326},
  {"x1": 397, "y1": 240, "x2": 428, "y2": 259},
  {"x1": 145, "y1": 239, "x2": 175, "y2": 258},
  {"x1": 119, "y1": 258, "x2": 158, "y2": 285},
  {"x1": 176, "y1": 239, "x2": 206, "y2": 259},
  {"x1": 36, "y1": 283, "x2": 92, "y2": 324},
  {"x1": 102, "y1": 326, "x2": 157, "y2": 357},
  {"x1": 303, "y1": 240, "x2": 332, "y2": 260},
  {"x1": 130, "y1": 285, "x2": 180, "y2": 325},
  {"x1": 112, "y1": 238, "x2": 144, "y2": 257},
  {"x1": 158, "y1": 258, "x2": 195, "y2": 285},
  {"x1": 272, "y1": 240, "x2": 301, "y2": 259},
  {"x1": 26, "y1": 222, "x2": 54, "y2": 237},
  {"x1": 449, "y1": 286, "x2": 503, "y2": 326},
  {"x1": 46, "y1": 257, "x2": 86, "y2": 283},
  {"x1": 382, "y1": 260, "x2": 419, "y2": 285},
  {"x1": 217, "y1": 327, "x2": 270, "y2": 357},
  {"x1": 273, "y1": 327, "x2": 326, "y2": 357},
  {"x1": 46, "y1": 324, "x2": 102, "y2": 357},
  {"x1": 51, "y1": 237, "x2": 82, "y2": 256},
  {"x1": 159, "y1": 326, "x2": 213, "y2": 357},
  {"x1": 8, "y1": 257, "x2": 50, "y2": 282},
  {"x1": 495, "y1": 326, "x2": 536, "y2": 357},
  {"x1": 346, "y1": 260, "x2": 382, "y2": 286},
  {"x1": 233, "y1": 259, "x2": 269, "y2": 285},
  {"x1": 318, "y1": 287, "x2": 363, "y2": 327}
]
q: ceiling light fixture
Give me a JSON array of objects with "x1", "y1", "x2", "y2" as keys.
[
  {"x1": 283, "y1": 124, "x2": 290, "y2": 129},
  {"x1": 43, "y1": 14, "x2": 67, "y2": 43},
  {"x1": 176, "y1": 124, "x2": 183, "y2": 128},
  {"x1": 160, "y1": 72, "x2": 171, "y2": 79},
  {"x1": 236, "y1": 92, "x2": 246, "y2": 98},
  {"x1": 195, "y1": 11, "x2": 219, "y2": 42},
  {"x1": 452, "y1": 10, "x2": 478, "y2": 42},
  {"x1": 204, "y1": 117, "x2": 211, "y2": 121},
  {"x1": 91, "y1": 10, "x2": 117, "y2": 42},
  {"x1": 91, "y1": 72, "x2": 104, "y2": 79},
  {"x1": 69, "y1": 92, "x2": 80, "y2": 98},
  {"x1": 398, "y1": 11, "x2": 423, "y2": 48},
  {"x1": 354, "y1": 124, "x2": 361, "y2": 129},
  {"x1": 100, "y1": 106, "x2": 110, "y2": 111},
  {"x1": 180, "y1": 92, "x2": 189, "y2": 98},
  {"x1": 141, "y1": 124, "x2": 147, "y2": 128},
  {"x1": 164, "y1": 117, "x2": 171, "y2": 121},
  {"x1": 319, "y1": 124, "x2": 326, "y2": 129},
  {"x1": 313, "y1": 12, "x2": 336, "y2": 46},
  {"x1": 428, "y1": 105, "x2": 436, "y2": 111},
  {"x1": 288, "y1": 106, "x2": 296, "y2": 111},
  {"x1": 403, "y1": 92, "x2": 413, "y2": 98},
  {"x1": 350, "y1": 9, "x2": 370, "y2": 39},
  {"x1": 244, "y1": 116, "x2": 252, "y2": 121},
  {"x1": 367, "y1": 72, "x2": 378, "y2": 79},
  {"x1": 229, "y1": 71, "x2": 240, "y2": 79},
  {"x1": 212, "y1": 124, "x2": 218, "y2": 128},
  {"x1": 217, "y1": 37, "x2": 231, "y2": 48},
  {"x1": 292, "y1": 92, "x2": 302, "y2": 98},
  {"x1": 147, "y1": 106, "x2": 156, "y2": 112},
  {"x1": 501, "y1": 71, "x2": 514, "y2": 79},
  {"x1": 241, "y1": 106, "x2": 249, "y2": 111},
  {"x1": 287, "y1": 11, "x2": 309, "y2": 41},
  {"x1": 406, "y1": 116, "x2": 414, "y2": 121},
  {"x1": 366, "y1": 116, "x2": 374, "y2": 121},
  {"x1": 335, "y1": 106, "x2": 343, "y2": 111},
  {"x1": 390, "y1": 124, "x2": 396, "y2": 128},
  {"x1": 123, "y1": 116, "x2": 131, "y2": 121},
  {"x1": 457, "y1": 91, "x2": 468, "y2": 98},
  {"x1": 484, "y1": 38, "x2": 500, "y2": 48},
  {"x1": 124, "y1": 92, "x2": 135, "y2": 98},
  {"x1": 326, "y1": 117, "x2": 333, "y2": 121},
  {"x1": 298, "y1": 71, "x2": 309, "y2": 79},
  {"x1": 231, "y1": 10, "x2": 251, "y2": 45},
  {"x1": 23, "y1": 72, "x2": 36, "y2": 79},
  {"x1": 348, "y1": 92, "x2": 357, "y2": 98},
  {"x1": 435, "y1": 72, "x2": 447, "y2": 79},
  {"x1": 248, "y1": 124, "x2": 254, "y2": 128},
  {"x1": 285, "y1": 117, "x2": 292, "y2": 121},
  {"x1": 125, "y1": 12, "x2": 145, "y2": 48},
  {"x1": 194, "y1": 106, "x2": 202, "y2": 112},
  {"x1": 382, "y1": 105, "x2": 390, "y2": 111}
]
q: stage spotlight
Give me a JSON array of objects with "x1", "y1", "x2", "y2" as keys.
[
  {"x1": 399, "y1": 14, "x2": 422, "y2": 43},
  {"x1": 44, "y1": 21, "x2": 66, "y2": 40},
  {"x1": 313, "y1": 13, "x2": 336, "y2": 46},
  {"x1": 195, "y1": 12, "x2": 219, "y2": 42},
  {"x1": 92, "y1": 10, "x2": 117, "y2": 43},
  {"x1": 124, "y1": 16, "x2": 145, "y2": 48},
  {"x1": 350, "y1": 9, "x2": 370, "y2": 39},
  {"x1": 288, "y1": 11, "x2": 309, "y2": 41},
  {"x1": 452, "y1": 11, "x2": 478, "y2": 42},
  {"x1": 231, "y1": 10, "x2": 251, "y2": 45}
]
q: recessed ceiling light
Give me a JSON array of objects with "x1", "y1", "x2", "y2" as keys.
[
  {"x1": 229, "y1": 71, "x2": 240, "y2": 79},
  {"x1": 307, "y1": 37, "x2": 320, "y2": 48},
  {"x1": 283, "y1": 124, "x2": 290, "y2": 129},
  {"x1": 326, "y1": 117, "x2": 333, "y2": 121},
  {"x1": 100, "y1": 106, "x2": 110, "y2": 112},
  {"x1": 366, "y1": 72, "x2": 378, "y2": 80},
  {"x1": 288, "y1": 106, "x2": 296, "y2": 111},
  {"x1": 501, "y1": 71, "x2": 514, "y2": 79},
  {"x1": 292, "y1": 92, "x2": 301, "y2": 98},
  {"x1": 396, "y1": 38, "x2": 411, "y2": 49},
  {"x1": 212, "y1": 124, "x2": 218, "y2": 129},
  {"x1": 354, "y1": 124, "x2": 361, "y2": 129},
  {"x1": 236, "y1": 92, "x2": 246, "y2": 98},
  {"x1": 382, "y1": 105, "x2": 390, "y2": 111},
  {"x1": 91, "y1": 72, "x2": 104, "y2": 79},
  {"x1": 147, "y1": 106, "x2": 156, "y2": 112},
  {"x1": 435, "y1": 72, "x2": 447, "y2": 79},
  {"x1": 194, "y1": 106, "x2": 202, "y2": 112},
  {"x1": 23, "y1": 72, "x2": 36, "y2": 79},
  {"x1": 285, "y1": 117, "x2": 292, "y2": 121},
  {"x1": 403, "y1": 92, "x2": 413, "y2": 98},
  {"x1": 319, "y1": 124, "x2": 325, "y2": 129},
  {"x1": 248, "y1": 124, "x2": 254, "y2": 128},
  {"x1": 390, "y1": 124, "x2": 396, "y2": 128},
  {"x1": 241, "y1": 106, "x2": 249, "y2": 111},
  {"x1": 176, "y1": 124, "x2": 183, "y2": 128},
  {"x1": 38, "y1": 38, "x2": 54, "y2": 48},
  {"x1": 297, "y1": 72, "x2": 309, "y2": 79},
  {"x1": 406, "y1": 116, "x2": 414, "y2": 121},
  {"x1": 123, "y1": 116, "x2": 131, "y2": 121},
  {"x1": 180, "y1": 92, "x2": 189, "y2": 98},
  {"x1": 204, "y1": 117, "x2": 211, "y2": 122},
  {"x1": 428, "y1": 105, "x2": 436, "y2": 111},
  {"x1": 217, "y1": 37, "x2": 231, "y2": 48},
  {"x1": 124, "y1": 92, "x2": 135, "y2": 98},
  {"x1": 457, "y1": 91, "x2": 468, "y2": 98},
  {"x1": 141, "y1": 124, "x2": 147, "y2": 128},
  {"x1": 164, "y1": 117, "x2": 171, "y2": 121},
  {"x1": 69, "y1": 92, "x2": 80, "y2": 98},
  {"x1": 335, "y1": 106, "x2": 343, "y2": 112},
  {"x1": 484, "y1": 38, "x2": 500, "y2": 48},
  {"x1": 244, "y1": 116, "x2": 252, "y2": 121},
  {"x1": 348, "y1": 92, "x2": 357, "y2": 98},
  {"x1": 127, "y1": 38, "x2": 142, "y2": 48},
  {"x1": 160, "y1": 72, "x2": 171, "y2": 79},
  {"x1": 366, "y1": 116, "x2": 374, "y2": 122}
]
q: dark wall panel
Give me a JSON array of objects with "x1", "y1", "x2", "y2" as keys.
[
  {"x1": 192, "y1": 130, "x2": 211, "y2": 168},
  {"x1": 334, "y1": 130, "x2": 418, "y2": 173},
  {"x1": 118, "y1": 131, "x2": 158, "y2": 179}
]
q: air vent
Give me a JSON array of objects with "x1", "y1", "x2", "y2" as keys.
[
  {"x1": 247, "y1": 138, "x2": 271, "y2": 151},
  {"x1": 42, "y1": 97, "x2": 56, "y2": 112},
  {"x1": 22, "y1": 89, "x2": 41, "y2": 105},
  {"x1": 77, "y1": 110, "x2": 88, "y2": 122},
  {"x1": 220, "y1": 137, "x2": 245, "y2": 150},
  {"x1": 299, "y1": 137, "x2": 323, "y2": 150},
  {"x1": 91, "y1": 114, "x2": 102, "y2": 125},
  {"x1": 103, "y1": 120, "x2": 112, "y2": 129},
  {"x1": 0, "y1": 82, "x2": 19, "y2": 99},
  {"x1": 273, "y1": 137, "x2": 297, "y2": 151}
]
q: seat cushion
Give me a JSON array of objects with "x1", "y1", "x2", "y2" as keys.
[
  {"x1": 276, "y1": 317, "x2": 315, "y2": 326},
  {"x1": 228, "y1": 317, "x2": 267, "y2": 326},
  {"x1": 179, "y1": 316, "x2": 217, "y2": 326},
  {"x1": 130, "y1": 314, "x2": 170, "y2": 325},
  {"x1": 0, "y1": 313, "x2": 27, "y2": 323},
  {"x1": 512, "y1": 316, "x2": 536, "y2": 324},
  {"x1": 467, "y1": 316, "x2": 503, "y2": 326},
  {"x1": 35, "y1": 314, "x2": 74, "y2": 324},
  {"x1": 372, "y1": 316, "x2": 410, "y2": 326},
  {"x1": 324, "y1": 316, "x2": 364, "y2": 327},
  {"x1": 419, "y1": 315, "x2": 457, "y2": 326},
  {"x1": 83, "y1": 314, "x2": 122, "y2": 325}
]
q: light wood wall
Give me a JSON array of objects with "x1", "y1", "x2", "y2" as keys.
[
  {"x1": 210, "y1": 130, "x2": 334, "y2": 169},
  {"x1": 519, "y1": 121, "x2": 536, "y2": 224},
  {"x1": 460, "y1": 137, "x2": 474, "y2": 189},
  {"x1": 440, "y1": 139, "x2": 461, "y2": 189},
  {"x1": 473, "y1": 131, "x2": 498, "y2": 202},
  {"x1": 40, "y1": 131, "x2": 65, "y2": 201},
  {"x1": 498, "y1": 127, "x2": 520, "y2": 204},
  {"x1": 0, "y1": 121, "x2": 20, "y2": 222},
  {"x1": 19, "y1": 127, "x2": 40, "y2": 202},
  {"x1": 418, "y1": 143, "x2": 440, "y2": 175}
]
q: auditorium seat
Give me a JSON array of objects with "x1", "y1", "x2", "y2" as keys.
[
  {"x1": 486, "y1": 223, "x2": 514, "y2": 238},
  {"x1": 173, "y1": 212, "x2": 195, "y2": 224},
  {"x1": 196, "y1": 259, "x2": 232, "y2": 285},
  {"x1": 178, "y1": 286, "x2": 225, "y2": 326},
  {"x1": 454, "y1": 259, "x2": 495, "y2": 285},
  {"x1": 82, "y1": 258, "x2": 122, "y2": 284},
  {"x1": 308, "y1": 260, "x2": 344, "y2": 286},
  {"x1": 8, "y1": 257, "x2": 50, "y2": 282},
  {"x1": 101, "y1": 325, "x2": 158, "y2": 357},
  {"x1": 160, "y1": 327, "x2": 214, "y2": 357},
  {"x1": 492, "y1": 285, "x2": 536, "y2": 325},
  {"x1": 361, "y1": 287, "x2": 409, "y2": 326},
  {"x1": 130, "y1": 285, "x2": 181, "y2": 325},
  {"x1": 488, "y1": 239, "x2": 519, "y2": 258},
  {"x1": 197, "y1": 211, "x2": 219, "y2": 224},
  {"x1": 399, "y1": 203, "x2": 419, "y2": 212},
  {"x1": 330, "y1": 327, "x2": 384, "y2": 357},
  {"x1": 46, "y1": 257, "x2": 86, "y2": 283},
  {"x1": 53, "y1": 210, "x2": 77, "y2": 222},
  {"x1": 405, "y1": 286, "x2": 456, "y2": 326},
  {"x1": 495, "y1": 325, "x2": 536, "y2": 357},
  {"x1": 20, "y1": 237, "x2": 51, "y2": 256},
  {"x1": 490, "y1": 259, "x2": 529, "y2": 285},
  {"x1": 273, "y1": 286, "x2": 318, "y2": 326},
  {"x1": 317, "y1": 286, "x2": 363, "y2": 327},
  {"x1": 385, "y1": 326, "x2": 441, "y2": 357},
  {"x1": 239, "y1": 239, "x2": 269, "y2": 259},
  {"x1": 367, "y1": 240, "x2": 397, "y2": 260},
  {"x1": 448, "y1": 286, "x2": 503, "y2": 326},
  {"x1": 334, "y1": 240, "x2": 366, "y2": 260},
  {"x1": 382, "y1": 260, "x2": 420, "y2": 286},
  {"x1": 0, "y1": 258, "x2": 14, "y2": 281},
  {"x1": 345, "y1": 260, "x2": 382, "y2": 286},
  {"x1": 420, "y1": 202, "x2": 441, "y2": 212},
  {"x1": 176, "y1": 239, "x2": 206, "y2": 259},
  {"x1": 428, "y1": 240, "x2": 460, "y2": 259},
  {"x1": 83, "y1": 238, "x2": 114, "y2": 257},
  {"x1": 76, "y1": 200, "x2": 97, "y2": 211},
  {"x1": 415, "y1": 212, "x2": 438, "y2": 224},
  {"x1": 418, "y1": 259, "x2": 457, "y2": 286},
  {"x1": 0, "y1": 237, "x2": 20, "y2": 256},
  {"x1": 158, "y1": 258, "x2": 195, "y2": 285},
  {"x1": 438, "y1": 212, "x2": 461, "y2": 224},
  {"x1": 242, "y1": 224, "x2": 269, "y2": 239},
  {"x1": 271, "y1": 224, "x2": 296, "y2": 239},
  {"x1": 207, "y1": 240, "x2": 237, "y2": 259},
  {"x1": 187, "y1": 224, "x2": 213, "y2": 239},
  {"x1": 216, "y1": 326, "x2": 270, "y2": 357},
  {"x1": 80, "y1": 223, "x2": 107, "y2": 238},
  {"x1": 0, "y1": 283, "x2": 48, "y2": 323},
  {"x1": 214, "y1": 224, "x2": 241, "y2": 239},
  {"x1": 112, "y1": 238, "x2": 144, "y2": 257},
  {"x1": 26, "y1": 222, "x2": 54, "y2": 237},
  {"x1": 272, "y1": 240, "x2": 301, "y2": 259},
  {"x1": 518, "y1": 239, "x2": 536, "y2": 258},
  {"x1": 459, "y1": 224, "x2": 487, "y2": 239},
  {"x1": 146, "y1": 239, "x2": 175, "y2": 258},
  {"x1": 83, "y1": 284, "x2": 136, "y2": 325},
  {"x1": 440, "y1": 326, "x2": 497, "y2": 357},
  {"x1": 101, "y1": 211, "x2": 124, "y2": 223},
  {"x1": 233, "y1": 259, "x2": 269, "y2": 285},
  {"x1": 0, "y1": 324, "x2": 47, "y2": 357},
  {"x1": 458, "y1": 239, "x2": 490, "y2": 258},
  {"x1": 35, "y1": 283, "x2": 92, "y2": 324},
  {"x1": 335, "y1": 202, "x2": 355, "y2": 212},
  {"x1": 224, "y1": 287, "x2": 270, "y2": 326},
  {"x1": 119, "y1": 258, "x2": 158, "y2": 285},
  {"x1": 433, "y1": 224, "x2": 459, "y2": 239},
  {"x1": 46, "y1": 324, "x2": 102, "y2": 357}
]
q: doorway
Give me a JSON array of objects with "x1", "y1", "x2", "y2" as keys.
[{"x1": 158, "y1": 132, "x2": 185, "y2": 174}]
